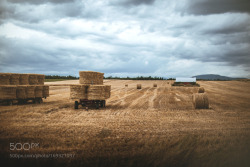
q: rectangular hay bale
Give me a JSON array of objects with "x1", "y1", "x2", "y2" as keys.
[{"x1": 0, "y1": 85, "x2": 16, "y2": 100}]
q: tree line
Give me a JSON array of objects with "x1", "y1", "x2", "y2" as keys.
[
  {"x1": 104, "y1": 76, "x2": 165, "y2": 80},
  {"x1": 45, "y1": 75, "x2": 167, "y2": 80}
]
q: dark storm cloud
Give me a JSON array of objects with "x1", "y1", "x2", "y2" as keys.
[
  {"x1": 7, "y1": 0, "x2": 71, "y2": 5},
  {"x1": 114, "y1": 0, "x2": 155, "y2": 6},
  {"x1": 184, "y1": 0, "x2": 250, "y2": 15}
]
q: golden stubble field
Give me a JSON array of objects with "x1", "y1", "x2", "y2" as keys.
[{"x1": 0, "y1": 80, "x2": 250, "y2": 167}]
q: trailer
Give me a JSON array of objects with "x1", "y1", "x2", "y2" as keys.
[
  {"x1": 74, "y1": 99, "x2": 106, "y2": 110},
  {"x1": 0, "y1": 96, "x2": 48, "y2": 106}
]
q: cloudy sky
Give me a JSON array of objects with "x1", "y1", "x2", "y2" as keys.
[{"x1": 0, "y1": 0, "x2": 250, "y2": 78}]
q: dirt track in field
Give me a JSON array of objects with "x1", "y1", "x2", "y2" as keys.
[{"x1": 0, "y1": 80, "x2": 250, "y2": 167}]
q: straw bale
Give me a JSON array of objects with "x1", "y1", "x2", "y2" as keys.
[
  {"x1": 16, "y1": 86, "x2": 27, "y2": 99},
  {"x1": 10, "y1": 73, "x2": 20, "y2": 85},
  {"x1": 125, "y1": 84, "x2": 128, "y2": 87},
  {"x1": 79, "y1": 71, "x2": 104, "y2": 85},
  {"x1": 26, "y1": 86, "x2": 35, "y2": 98},
  {"x1": 198, "y1": 87, "x2": 205, "y2": 93},
  {"x1": 19, "y1": 74, "x2": 29, "y2": 85},
  {"x1": 70, "y1": 84, "x2": 88, "y2": 99},
  {"x1": 29, "y1": 74, "x2": 38, "y2": 85},
  {"x1": 0, "y1": 73, "x2": 10, "y2": 85},
  {"x1": 37, "y1": 74, "x2": 45, "y2": 85},
  {"x1": 88, "y1": 85, "x2": 111, "y2": 100},
  {"x1": 193, "y1": 93, "x2": 209, "y2": 109},
  {"x1": 43, "y1": 86, "x2": 49, "y2": 97},
  {"x1": 0, "y1": 86, "x2": 16, "y2": 99},
  {"x1": 153, "y1": 83, "x2": 157, "y2": 87},
  {"x1": 137, "y1": 84, "x2": 141, "y2": 89},
  {"x1": 35, "y1": 86, "x2": 43, "y2": 98}
]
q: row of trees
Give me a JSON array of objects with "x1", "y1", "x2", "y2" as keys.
[
  {"x1": 104, "y1": 76, "x2": 165, "y2": 80},
  {"x1": 45, "y1": 75, "x2": 167, "y2": 80},
  {"x1": 45, "y1": 75, "x2": 79, "y2": 79}
]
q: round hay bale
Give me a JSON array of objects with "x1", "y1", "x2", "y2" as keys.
[
  {"x1": 125, "y1": 84, "x2": 128, "y2": 87},
  {"x1": 0, "y1": 85, "x2": 16, "y2": 99},
  {"x1": 26, "y1": 86, "x2": 35, "y2": 98},
  {"x1": 10, "y1": 73, "x2": 20, "y2": 85},
  {"x1": 37, "y1": 74, "x2": 45, "y2": 85},
  {"x1": 137, "y1": 84, "x2": 141, "y2": 89},
  {"x1": 79, "y1": 71, "x2": 104, "y2": 85},
  {"x1": 193, "y1": 93, "x2": 209, "y2": 109},
  {"x1": 19, "y1": 74, "x2": 29, "y2": 85},
  {"x1": 43, "y1": 86, "x2": 49, "y2": 97},
  {"x1": 0, "y1": 73, "x2": 11, "y2": 85},
  {"x1": 153, "y1": 83, "x2": 157, "y2": 87},
  {"x1": 70, "y1": 84, "x2": 88, "y2": 99},
  {"x1": 35, "y1": 86, "x2": 43, "y2": 98},
  {"x1": 29, "y1": 74, "x2": 38, "y2": 85},
  {"x1": 16, "y1": 86, "x2": 27, "y2": 99},
  {"x1": 198, "y1": 87, "x2": 205, "y2": 93}
]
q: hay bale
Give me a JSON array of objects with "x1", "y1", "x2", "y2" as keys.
[
  {"x1": 88, "y1": 85, "x2": 111, "y2": 100},
  {"x1": 0, "y1": 86, "x2": 16, "y2": 99},
  {"x1": 70, "y1": 84, "x2": 88, "y2": 99},
  {"x1": 16, "y1": 86, "x2": 27, "y2": 99},
  {"x1": 35, "y1": 86, "x2": 43, "y2": 97},
  {"x1": 29, "y1": 74, "x2": 38, "y2": 85},
  {"x1": 153, "y1": 83, "x2": 157, "y2": 87},
  {"x1": 193, "y1": 93, "x2": 209, "y2": 109},
  {"x1": 10, "y1": 73, "x2": 20, "y2": 85},
  {"x1": 137, "y1": 84, "x2": 141, "y2": 89},
  {"x1": 0, "y1": 73, "x2": 11, "y2": 85},
  {"x1": 37, "y1": 74, "x2": 45, "y2": 85},
  {"x1": 198, "y1": 87, "x2": 205, "y2": 93},
  {"x1": 19, "y1": 74, "x2": 29, "y2": 85},
  {"x1": 79, "y1": 71, "x2": 104, "y2": 85},
  {"x1": 125, "y1": 84, "x2": 128, "y2": 87},
  {"x1": 26, "y1": 86, "x2": 35, "y2": 98},
  {"x1": 43, "y1": 86, "x2": 49, "y2": 97}
]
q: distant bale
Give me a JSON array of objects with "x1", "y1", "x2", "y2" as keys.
[
  {"x1": 43, "y1": 86, "x2": 49, "y2": 97},
  {"x1": 0, "y1": 73, "x2": 11, "y2": 85},
  {"x1": 137, "y1": 84, "x2": 141, "y2": 89},
  {"x1": 37, "y1": 74, "x2": 45, "y2": 85},
  {"x1": 79, "y1": 71, "x2": 104, "y2": 85},
  {"x1": 193, "y1": 93, "x2": 209, "y2": 109},
  {"x1": 19, "y1": 74, "x2": 29, "y2": 85},
  {"x1": 0, "y1": 86, "x2": 16, "y2": 99},
  {"x1": 16, "y1": 86, "x2": 27, "y2": 99},
  {"x1": 153, "y1": 83, "x2": 157, "y2": 87},
  {"x1": 10, "y1": 73, "x2": 20, "y2": 85},
  {"x1": 35, "y1": 86, "x2": 43, "y2": 98},
  {"x1": 198, "y1": 87, "x2": 205, "y2": 93},
  {"x1": 167, "y1": 82, "x2": 169, "y2": 84},
  {"x1": 26, "y1": 86, "x2": 35, "y2": 98},
  {"x1": 70, "y1": 84, "x2": 88, "y2": 99},
  {"x1": 29, "y1": 74, "x2": 38, "y2": 85},
  {"x1": 125, "y1": 84, "x2": 128, "y2": 87}
]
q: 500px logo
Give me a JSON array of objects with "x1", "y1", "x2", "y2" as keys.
[{"x1": 10, "y1": 143, "x2": 39, "y2": 151}]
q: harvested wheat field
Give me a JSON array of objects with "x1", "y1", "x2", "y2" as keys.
[{"x1": 0, "y1": 80, "x2": 250, "y2": 167}]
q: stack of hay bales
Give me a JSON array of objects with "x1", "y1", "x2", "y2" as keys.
[
  {"x1": 79, "y1": 71, "x2": 103, "y2": 85},
  {"x1": 193, "y1": 87, "x2": 209, "y2": 109},
  {"x1": 70, "y1": 71, "x2": 111, "y2": 100},
  {"x1": 0, "y1": 73, "x2": 49, "y2": 101}
]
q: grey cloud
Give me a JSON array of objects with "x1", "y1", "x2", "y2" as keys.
[
  {"x1": 7, "y1": 0, "x2": 71, "y2": 5},
  {"x1": 113, "y1": 0, "x2": 155, "y2": 6},
  {"x1": 184, "y1": 0, "x2": 250, "y2": 15}
]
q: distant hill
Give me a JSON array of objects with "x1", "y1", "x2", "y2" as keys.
[{"x1": 192, "y1": 74, "x2": 246, "y2": 80}]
